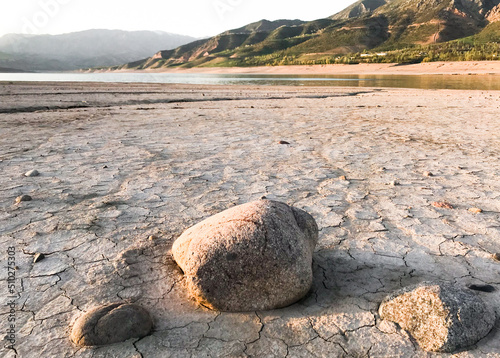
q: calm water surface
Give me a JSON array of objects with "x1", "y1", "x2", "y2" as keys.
[{"x1": 1, "y1": 72, "x2": 500, "y2": 90}]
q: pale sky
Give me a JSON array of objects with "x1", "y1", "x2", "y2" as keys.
[{"x1": 0, "y1": 0, "x2": 357, "y2": 38}]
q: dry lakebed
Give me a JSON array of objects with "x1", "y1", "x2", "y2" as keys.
[{"x1": 1, "y1": 81, "x2": 500, "y2": 357}]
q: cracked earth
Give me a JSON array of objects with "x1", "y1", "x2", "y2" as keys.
[{"x1": 1, "y1": 82, "x2": 500, "y2": 357}]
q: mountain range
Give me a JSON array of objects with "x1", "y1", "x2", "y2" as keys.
[
  {"x1": 116, "y1": 0, "x2": 500, "y2": 70},
  {"x1": 0, "y1": 29, "x2": 196, "y2": 72}
]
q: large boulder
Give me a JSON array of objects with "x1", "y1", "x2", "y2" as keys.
[
  {"x1": 379, "y1": 282, "x2": 495, "y2": 353},
  {"x1": 172, "y1": 200, "x2": 318, "y2": 311},
  {"x1": 70, "y1": 303, "x2": 153, "y2": 347}
]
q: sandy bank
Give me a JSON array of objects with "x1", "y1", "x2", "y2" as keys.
[{"x1": 103, "y1": 61, "x2": 500, "y2": 76}]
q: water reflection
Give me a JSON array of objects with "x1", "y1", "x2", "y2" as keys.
[{"x1": 0, "y1": 72, "x2": 499, "y2": 90}]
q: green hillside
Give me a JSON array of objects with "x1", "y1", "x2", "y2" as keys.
[
  {"x1": 472, "y1": 21, "x2": 500, "y2": 42},
  {"x1": 112, "y1": 0, "x2": 500, "y2": 70}
]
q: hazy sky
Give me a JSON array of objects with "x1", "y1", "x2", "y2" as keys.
[{"x1": 0, "y1": 0, "x2": 357, "y2": 38}]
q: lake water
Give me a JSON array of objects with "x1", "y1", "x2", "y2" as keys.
[{"x1": 1, "y1": 72, "x2": 500, "y2": 90}]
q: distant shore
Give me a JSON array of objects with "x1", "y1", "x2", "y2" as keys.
[{"x1": 94, "y1": 61, "x2": 500, "y2": 76}]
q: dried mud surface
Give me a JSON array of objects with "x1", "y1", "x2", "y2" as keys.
[{"x1": 1, "y1": 82, "x2": 500, "y2": 357}]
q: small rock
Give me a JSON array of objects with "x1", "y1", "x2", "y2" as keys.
[
  {"x1": 70, "y1": 303, "x2": 153, "y2": 347},
  {"x1": 492, "y1": 253, "x2": 500, "y2": 262},
  {"x1": 368, "y1": 221, "x2": 387, "y2": 232},
  {"x1": 468, "y1": 207, "x2": 483, "y2": 214},
  {"x1": 432, "y1": 201, "x2": 453, "y2": 209},
  {"x1": 15, "y1": 195, "x2": 32, "y2": 204},
  {"x1": 102, "y1": 165, "x2": 108, "y2": 169},
  {"x1": 33, "y1": 253, "x2": 45, "y2": 263},
  {"x1": 379, "y1": 282, "x2": 494, "y2": 353},
  {"x1": 389, "y1": 180, "x2": 400, "y2": 186},
  {"x1": 339, "y1": 175, "x2": 347, "y2": 181},
  {"x1": 423, "y1": 171, "x2": 433, "y2": 177},
  {"x1": 278, "y1": 140, "x2": 290, "y2": 145},
  {"x1": 468, "y1": 284, "x2": 495, "y2": 293},
  {"x1": 172, "y1": 199, "x2": 318, "y2": 311},
  {"x1": 148, "y1": 235, "x2": 158, "y2": 241},
  {"x1": 24, "y1": 169, "x2": 40, "y2": 177}
]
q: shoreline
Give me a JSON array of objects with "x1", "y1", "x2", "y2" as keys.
[{"x1": 90, "y1": 61, "x2": 500, "y2": 76}]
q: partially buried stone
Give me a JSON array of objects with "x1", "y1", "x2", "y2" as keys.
[
  {"x1": 24, "y1": 169, "x2": 39, "y2": 177},
  {"x1": 379, "y1": 282, "x2": 494, "y2": 353},
  {"x1": 172, "y1": 199, "x2": 318, "y2": 311},
  {"x1": 33, "y1": 253, "x2": 45, "y2": 263},
  {"x1": 70, "y1": 303, "x2": 153, "y2": 347},
  {"x1": 15, "y1": 195, "x2": 32, "y2": 204}
]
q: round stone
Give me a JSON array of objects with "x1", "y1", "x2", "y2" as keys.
[
  {"x1": 24, "y1": 169, "x2": 40, "y2": 177},
  {"x1": 70, "y1": 303, "x2": 153, "y2": 347},
  {"x1": 172, "y1": 200, "x2": 318, "y2": 311},
  {"x1": 15, "y1": 195, "x2": 32, "y2": 203}
]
